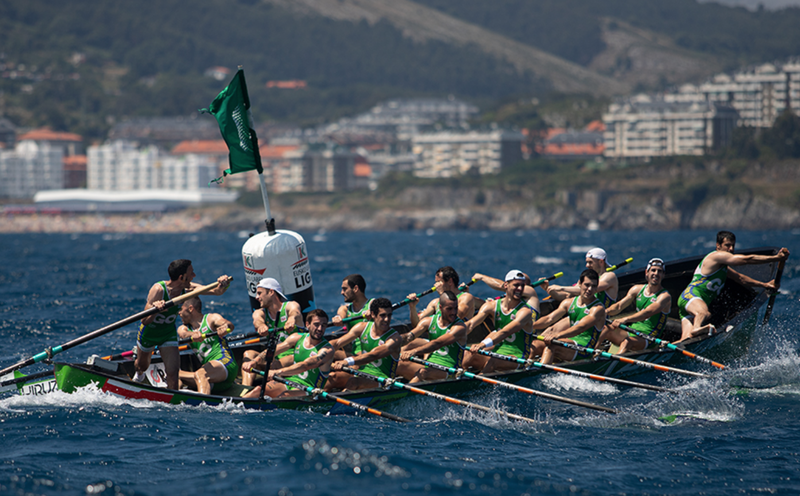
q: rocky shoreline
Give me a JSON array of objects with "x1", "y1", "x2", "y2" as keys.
[{"x1": 4, "y1": 189, "x2": 798, "y2": 234}]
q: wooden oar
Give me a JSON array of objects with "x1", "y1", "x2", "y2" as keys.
[
  {"x1": 469, "y1": 347, "x2": 678, "y2": 394},
  {"x1": 101, "y1": 328, "x2": 243, "y2": 361},
  {"x1": 762, "y1": 258, "x2": 786, "y2": 325},
  {"x1": 537, "y1": 336, "x2": 711, "y2": 379},
  {"x1": 341, "y1": 366, "x2": 538, "y2": 424},
  {"x1": 249, "y1": 371, "x2": 409, "y2": 422},
  {"x1": 0, "y1": 278, "x2": 230, "y2": 377},
  {"x1": 392, "y1": 286, "x2": 437, "y2": 310},
  {"x1": 407, "y1": 356, "x2": 617, "y2": 413},
  {"x1": 606, "y1": 257, "x2": 633, "y2": 272},
  {"x1": 616, "y1": 323, "x2": 726, "y2": 370}
]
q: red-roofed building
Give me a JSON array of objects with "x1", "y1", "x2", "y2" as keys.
[
  {"x1": 204, "y1": 66, "x2": 231, "y2": 81},
  {"x1": 265, "y1": 80, "x2": 307, "y2": 89},
  {"x1": 171, "y1": 140, "x2": 228, "y2": 155},
  {"x1": 353, "y1": 155, "x2": 372, "y2": 189},
  {"x1": 18, "y1": 127, "x2": 84, "y2": 156}
]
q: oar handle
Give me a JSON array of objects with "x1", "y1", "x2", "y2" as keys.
[
  {"x1": 392, "y1": 286, "x2": 437, "y2": 310},
  {"x1": 606, "y1": 258, "x2": 633, "y2": 272},
  {"x1": 457, "y1": 279, "x2": 478, "y2": 291},
  {"x1": 531, "y1": 272, "x2": 564, "y2": 287}
]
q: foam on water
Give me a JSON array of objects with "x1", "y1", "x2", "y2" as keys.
[{"x1": 539, "y1": 373, "x2": 619, "y2": 395}]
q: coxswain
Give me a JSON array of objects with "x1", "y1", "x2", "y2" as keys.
[
  {"x1": 176, "y1": 296, "x2": 237, "y2": 394},
  {"x1": 599, "y1": 258, "x2": 671, "y2": 353},
  {"x1": 534, "y1": 269, "x2": 606, "y2": 365},
  {"x1": 242, "y1": 309, "x2": 334, "y2": 399},
  {"x1": 461, "y1": 270, "x2": 535, "y2": 373},
  {"x1": 399, "y1": 291, "x2": 467, "y2": 383},
  {"x1": 677, "y1": 231, "x2": 789, "y2": 342},
  {"x1": 328, "y1": 298, "x2": 402, "y2": 390},
  {"x1": 240, "y1": 278, "x2": 303, "y2": 387},
  {"x1": 133, "y1": 259, "x2": 230, "y2": 389}
]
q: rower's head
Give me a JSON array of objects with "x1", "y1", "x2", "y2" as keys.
[
  {"x1": 578, "y1": 269, "x2": 600, "y2": 299},
  {"x1": 435, "y1": 266, "x2": 459, "y2": 293},
  {"x1": 369, "y1": 297, "x2": 393, "y2": 331},
  {"x1": 439, "y1": 291, "x2": 458, "y2": 323},
  {"x1": 503, "y1": 269, "x2": 527, "y2": 300},
  {"x1": 716, "y1": 231, "x2": 736, "y2": 253},
  {"x1": 645, "y1": 258, "x2": 666, "y2": 286},
  {"x1": 178, "y1": 296, "x2": 202, "y2": 323},
  {"x1": 585, "y1": 248, "x2": 608, "y2": 273},
  {"x1": 256, "y1": 278, "x2": 287, "y2": 308},
  {"x1": 341, "y1": 274, "x2": 366, "y2": 303},
  {"x1": 168, "y1": 259, "x2": 194, "y2": 286},
  {"x1": 305, "y1": 309, "x2": 329, "y2": 341}
]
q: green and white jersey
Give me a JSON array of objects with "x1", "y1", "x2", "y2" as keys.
[
  {"x1": 567, "y1": 297, "x2": 604, "y2": 348},
  {"x1": 344, "y1": 298, "x2": 373, "y2": 355},
  {"x1": 493, "y1": 299, "x2": 533, "y2": 359},
  {"x1": 263, "y1": 302, "x2": 295, "y2": 359},
  {"x1": 358, "y1": 322, "x2": 399, "y2": 379},
  {"x1": 630, "y1": 286, "x2": 669, "y2": 339},
  {"x1": 288, "y1": 333, "x2": 332, "y2": 390},
  {"x1": 681, "y1": 253, "x2": 728, "y2": 306},
  {"x1": 188, "y1": 315, "x2": 235, "y2": 366},
  {"x1": 425, "y1": 315, "x2": 464, "y2": 369},
  {"x1": 137, "y1": 281, "x2": 182, "y2": 348}
]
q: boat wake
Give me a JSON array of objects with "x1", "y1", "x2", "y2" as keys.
[{"x1": 724, "y1": 348, "x2": 800, "y2": 393}]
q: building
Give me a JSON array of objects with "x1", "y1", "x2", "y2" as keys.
[
  {"x1": 0, "y1": 140, "x2": 63, "y2": 198},
  {"x1": 665, "y1": 60, "x2": 800, "y2": 128},
  {"x1": 88, "y1": 140, "x2": 220, "y2": 191},
  {"x1": 33, "y1": 188, "x2": 237, "y2": 212},
  {"x1": 541, "y1": 122, "x2": 605, "y2": 161},
  {"x1": 411, "y1": 130, "x2": 524, "y2": 178},
  {"x1": 603, "y1": 96, "x2": 739, "y2": 159}
]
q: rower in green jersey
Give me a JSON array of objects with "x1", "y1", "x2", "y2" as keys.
[
  {"x1": 133, "y1": 259, "x2": 231, "y2": 390},
  {"x1": 331, "y1": 274, "x2": 373, "y2": 357},
  {"x1": 407, "y1": 266, "x2": 475, "y2": 328},
  {"x1": 329, "y1": 298, "x2": 403, "y2": 391},
  {"x1": 242, "y1": 309, "x2": 335, "y2": 399},
  {"x1": 462, "y1": 270, "x2": 535, "y2": 373},
  {"x1": 534, "y1": 269, "x2": 607, "y2": 365},
  {"x1": 176, "y1": 297, "x2": 237, "y2": 395},
  {"x1": 543, "y1": 248, "x2": 619, "y2": 345},
  {"x1": 600, "y1": 258, "x2": 672, "y2": 353},
  {"x1": 240, "y1": 277, "x2": 303, "y2": 388},
  {"x1": 677, "y1": 231, "x2": 790, "y2": 343},
  {"x1": 399, "y1": 291, "x2": 468, "y2": 383}
]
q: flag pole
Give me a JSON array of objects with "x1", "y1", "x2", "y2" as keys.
[{"x1": 258, "y1": 171, "x2": 275, "y2": 235}]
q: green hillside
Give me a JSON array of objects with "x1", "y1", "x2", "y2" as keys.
[{"x1": 1, "y1": 0, "x2": 799, "y2": 139}]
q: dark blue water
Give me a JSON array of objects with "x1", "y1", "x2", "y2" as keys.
[{"x1": 1, "y1": 229, "x2": 799, "y2": 496}]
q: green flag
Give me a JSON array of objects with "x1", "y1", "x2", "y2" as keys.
[{"x1": 200, "y1": 69, "x2": 263, "y2": 183}]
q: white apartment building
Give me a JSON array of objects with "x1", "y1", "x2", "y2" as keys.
[
  {"x1": 88, "y1": 140, "x2": 218, "y2": 191},
  {"x1": 0, "y1": 140, "x2": 63, "y2": 198},
  {"x1": 603, "y1": 96, "x2": 738, "y2": 159},
  {"x1": 411, "y1": 130, "x2": 524, "y2": 178},
  {"x1": 666, "y1": 61, "x2": 800, "y2": 128}
]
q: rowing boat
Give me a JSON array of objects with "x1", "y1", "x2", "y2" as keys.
[{"x1": 32, "y1": 247, "x2": 788, "y2": 414}]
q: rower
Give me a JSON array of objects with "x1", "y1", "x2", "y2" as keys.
[
  {"x1": 328, "y1": 298, "x2": 402, "y2": 390},
  {"x1": 330, "y1": 274, "x2": 373, "y2": 359},
  {"x1": 546, "y1": 248, "x2": 619, "y2": 307},
  {"x1": 677, "y1": 231, "x2": 789, "y2": 342},
  {"x1": 407, "y1": 266, "x2": 475, "y2": 328},
  {"x1": 534, "y1": 269, "x2": 606, "y2": 365},
  {"x1": 599, "y1": 258, "x2": 671, "y2": 353},
  {"x1": 133, "y1": 259, "x2": 231, "y2": 389},
  {"x1": 462, "y1": 270, "x2": 535, "y2": 373},
  {"x1": 398, "y1": 291, "x2": 467, "y2": 383},
  {"x1": 242, "y1": 309, "x2": 334, "y2": 399},
  {"x1": 176, "y1": 296, "x2": 237, "y2": 395},
  {"x1": 240, "y1": 278, "x2": 303, "y2": 387}
]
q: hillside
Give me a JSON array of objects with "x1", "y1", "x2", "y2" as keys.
[{"x1": 1, "y1": 0, "x2": 800, "y2": 138}]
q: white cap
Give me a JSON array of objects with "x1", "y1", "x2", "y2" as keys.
[
  {"x1": 586, "y1": 248, "x2": 607, "y2": 261},
  {"x1": 504, "y1": 269, "x2": 527, "y2": 282},
  {"x1": 257, "y1": 277, "x2": 287, "y2": 301}
]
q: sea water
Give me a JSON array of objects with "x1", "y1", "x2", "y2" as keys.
[{"x1": 0, "y1": 229, "x2": 799, "y2": 495}]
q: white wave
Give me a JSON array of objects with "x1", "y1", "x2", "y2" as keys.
[
  {"x1": 540, "y1": 373, "x2": 619, "y2": 395},
  {"x1": 569, "y1": 245, "x2": 595, "y2": 254},
  {"x1": 532, "y1": 256, "x2": 564, "y2": 265}
]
